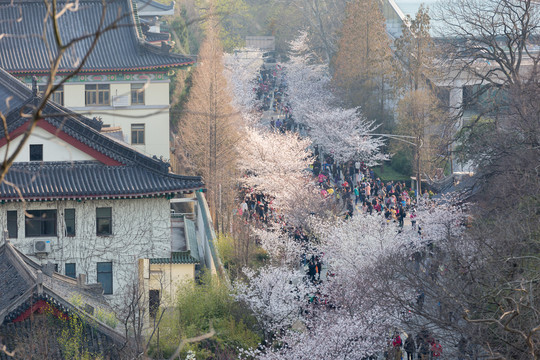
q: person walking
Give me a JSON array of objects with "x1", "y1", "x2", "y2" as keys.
[
  {"x1": 392, "y1": 333, "x2": 403, "y2": 360},
  {"x1": 398, "y1": 206, "x2": 406, "y2": 228},
  {"x1": 404, "y1": 335, "x2": 416, "y2": 360},
  {"x1": 308, "y1": 258, "x2": 317, "y2": 282}
]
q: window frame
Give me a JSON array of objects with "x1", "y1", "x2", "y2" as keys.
[
  {"x1": 64, "y1": 208, "x2": 76, "y2": 237},
  {"x1": 29, "y1": 144, "x2": 43, "y2": 162},
  {"x1": 96, "y1": 207, "x2": 112, "y2": 236},
  {"x1": 131, "y1": 123, "x2": 145, "y2": 145},
  {"x1": 131, "y1": 83, "x2": 145, "y2": 105},
  {"x1": 97, "y1": 262, "x2": 113, "y2": 295},
  {"x1": 38, "y1": 85, "x2": 64, "y2": 105},
  {"x1": 149, "y1": 289, "x2": 160, "y2": 318},
  {"x1": 85, "y1": 84, "x2": 110, "y2": 106},
  {"x1": 65, "y1": 263, "x2": 76, "y2": 279},
  {"x1": 25, "y1": 210, "x2": 57, "y2": 237},
  {"x1": 7, "y1": 210, "x2": 17, "y2": 239}
]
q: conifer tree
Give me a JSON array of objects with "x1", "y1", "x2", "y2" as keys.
[
  {"x1": 177, "y1": 8, "x2": 240, "y2": 231},
  {"x1": 332, "y1": 0, "x2": 393, "y2": 128}
]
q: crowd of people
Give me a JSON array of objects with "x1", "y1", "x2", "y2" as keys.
[
  {"x1": 388, "y1": 331, "x2": 443, "y2": 360},
  {"x1": 239, "y1": 62, "x2": 453, "y2": 359},
  {"x1": 314, "y1": 153, "x2": 429, "y2": 229}
]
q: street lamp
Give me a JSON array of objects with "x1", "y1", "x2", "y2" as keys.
[{"x1": 366, "y1": 133, "x2": 423, "y2": 204}]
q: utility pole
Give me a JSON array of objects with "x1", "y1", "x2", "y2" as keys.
[
  {"x1": 366, "y1": 133, "x2": 422, "y2": 203},
  {"x1": 416, "y1": 136, "x2": 422, "y2": 201}
]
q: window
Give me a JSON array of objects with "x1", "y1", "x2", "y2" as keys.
[
  {"x1": 149, "y1": 289, "x2": 160, "y2": 318},
  {"x1": 29, "y1": 144, "x2": 43, "y2": 161},
  {"x1": 131, "y1": 124, "x2": 145, "y2": 145},
  {"x1": 131, "y1": 83, "x2": 145, "y2": 105},
  {"x1": 25, "y1": 210, "x2": 57, "y2": 237},
  {"x1": 65, "y1": 263, "x2": 76, "y2": 278},
  {"x1": 38, "y1": 85, "x2": 64, "y2": 105},
  {"x1": 7, "y1": 211, "x2": 17, "y2": 238},
  {"x1": 85, "y1": 84, "x2": 110, "y2": 106},
  {"x1": 65, "y1": 209, "x2": 75, "y2": 236},
  {"x1": 97, "y1": 262, "x2": 113, "y2": 295},
  {"x1": 96, "y1": 207, "x2": 112, "y2": 236}
]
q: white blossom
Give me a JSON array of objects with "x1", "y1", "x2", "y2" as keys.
[{"x1": 234, "y1": 266, "x2": 313, "y2": 337}]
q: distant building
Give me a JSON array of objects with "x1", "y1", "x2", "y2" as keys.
[
  {"x1": 0, "y1": 0, "x2": 194, "y2": 160},
  {"x1": 136, "y1": 0, "x2": 175, "y2": 17}
]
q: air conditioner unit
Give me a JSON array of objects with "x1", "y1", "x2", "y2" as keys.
[{"x1": 33, "y1": 239, "x2": 52, "y2": 254}]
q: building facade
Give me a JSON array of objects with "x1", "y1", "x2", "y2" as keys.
[
  {"x1": 0, "y1": 0, "x2": 194, "y2": 160},
  {"x1": 0, "y1": 68, "x2": 205, "y2": 304}
]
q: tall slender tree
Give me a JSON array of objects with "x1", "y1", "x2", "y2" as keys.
[
  {"x1": 177, "y1": 9, "x2": 239, "y2": 231},
  {"x1": 332, "y1": 0, "x2": 393, "y2": 128},
  {"x1": 393, "y1": 6, "x2": 449, "y2": 186}
]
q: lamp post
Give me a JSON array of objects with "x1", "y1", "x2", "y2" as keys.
[{"x1": 367, "y1": 133, "x2": 423, "y2": 204}]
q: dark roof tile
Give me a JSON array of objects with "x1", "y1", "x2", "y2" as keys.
[
  {"x1": 0, "y1": 161, "x2": 203, "y2": 201},
  {"x1": 0, "y1": 0, "x2": 195, "y2": 74}
]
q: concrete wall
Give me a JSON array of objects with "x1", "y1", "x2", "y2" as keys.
[
  {"x1": 0, "y1": 126, "x2": 97, "y2": 163},
  {"x1": 0, "y1": 197, "x2": 171, "y2": 302},
  {"x1": 147, "y1": 262, "x2": 195, "y2": 304},
  {"x1": 42, "y1": 80, "x2": 171, "y2": 159}
]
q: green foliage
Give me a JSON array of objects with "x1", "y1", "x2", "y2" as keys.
[
  {"x1": 69, "y1": 294, "x2": 117, "y2": 328},
  {"x1": 196, "y1": 0, "x2": 250, "y2": 52},
  {"x1": 216, "y1": 234, "x2": 236, "y2": 270},
  {"x1": 390, "y1": 149, "x2": 413, "y2": 176},
  {"x1": 166, "y1": 6, "x2": 198, "y2": 55},
  {"x1": 58, "y1": 314, "x2": 103, "y2": 360},
  {"x1": 372, "y1": 165, "x2": 410, "y2": 182},
  {"x1": 94, "y1": 308, "x2": 118, "y2": 329},
  {"x1": 251, "y1": 247, "x2": 269, "y2": 266},
  {"x1": 148, "y1": 272, "x2": 261, "y2": 359},
  {"x1": 170, "y1": 68, "x2": 193, "y2": 128}
]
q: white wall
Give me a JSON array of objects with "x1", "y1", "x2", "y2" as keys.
[
  {"x1": 0, "y1": 197, "x2": 172, "y2": 302},
  {"x1": 62, "y1": 81, "x2": 171, "y2": 159},
  {"x1": 0, "y1": 126, "x2": 97, "y2": 163}
]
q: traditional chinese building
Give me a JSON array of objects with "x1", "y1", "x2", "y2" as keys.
[
  {"x1": 0, "y1": 67, "x2": 219, "y2": 308},
  {"x1": 0, "y1": 0, "x2": 194, "y2": 159}
]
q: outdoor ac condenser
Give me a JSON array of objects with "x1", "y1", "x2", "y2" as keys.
[{"x1": 33, "y1": 239, "x2": 52, "y2": 254}]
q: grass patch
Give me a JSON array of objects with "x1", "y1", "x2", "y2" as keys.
[{"x1": 372, "y1": 165, "x2": 411, "y2": 182}]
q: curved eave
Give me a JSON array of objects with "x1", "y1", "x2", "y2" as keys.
[
  {"x1": 0, "y1": 188, "x2": 202, "y2": 203},
  {"x1": 7, "y1": 61, "x2": 196, "y2": 75}
]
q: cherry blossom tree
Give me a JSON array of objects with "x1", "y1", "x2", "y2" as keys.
[
  {"x1": 285, "y1": 33, "x2": 388, "y2": 164},
  {"x1": 234, "y1": 265, "x2": 314, "y2": 341},
  {"x1": 237, "y1": 203, "x2": 467, "y2": 358},
  {"x1": 243, "y1": 307, "x2": 393, "y2": 360},
  {"x1": 223, "y1": 49, "x2": 264, "y2": 118},
  {"x1": 252, "y1": 227, "x2": 306, "y2": 267}
]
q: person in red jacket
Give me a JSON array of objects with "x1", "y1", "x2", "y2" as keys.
[
  {"x1": 431, "y1": 339, "x2": 443, "y2": 358},
  {"x1": 392, "y1": 333, "x2": 403, "y2": 360}
]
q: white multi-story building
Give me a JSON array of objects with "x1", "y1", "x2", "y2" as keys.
[
  {"x1": 0, "y1": 0, "x2": 194, "y2": 160},
  {"x1": 0, "y1": 68, "x2": 210, "y2": 303}
]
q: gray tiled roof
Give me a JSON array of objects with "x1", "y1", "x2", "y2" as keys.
[
  {"x1": 0, "y1": 0, "x2": 194, "y2": 74},
  {"x1": 0, "y1": 242, "x2": 126, "y2": 359},
  {"x1": 1, "y1": 161, "x2": 203, "y2": 201},
  {"x1": 0, "y1": 247, "x2": 34, "y2": 314}
]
